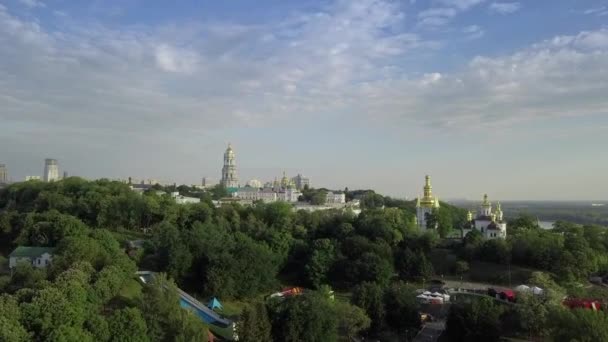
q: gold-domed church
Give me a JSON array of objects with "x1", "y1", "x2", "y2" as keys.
[
  {"x1": 416, "y1": 175, "x2": 440, "y2": 230},
  {"x1": 462, "y1": 194, "x2": 507, "y2": 239}
]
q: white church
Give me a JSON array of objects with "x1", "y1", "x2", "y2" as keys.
[{"x1": 463, "y1": 194, "x2": 507, "y2": 239}]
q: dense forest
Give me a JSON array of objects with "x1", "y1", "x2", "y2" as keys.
[{"x1": 1, "y1": 178, "x2": 607, "y2": 341}]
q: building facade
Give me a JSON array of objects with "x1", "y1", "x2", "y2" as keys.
[
  {"x1": 0, "y1": 164, "x2": 7, "y2": 184},
  {"x1": 220, "y1": 144, "x2": 239, "y2": 188},
  {"x1": 291, "y1": 174, "x2": 310, "y2": 190},
  {"x1": 25, "y1": 176, "x2": 41, "y2": 181},
  {"x1": 170, "y1": 192, "x2": 201, "y2": 204},
  {"x1": 326, "y1": 192, "x2": 346, "y2": 204},
  {"x1": 415, "y1": 175, "x2": 440, "y2": 230},
  {"x1": 9, "y1": 247, "x2": 55, "y2": 269},
  {"x1": 463, "y1": 194, "x2": 507, "y2": 239},
  {"x1": 235, "y1": 187, "x2": 302, "y2": 203},
  {"x1": 43, "y1": 158, "x2": 60, "y2": 182},
  {"x1": 246, "y1": 179, "x2": 263, "y2": 188}
]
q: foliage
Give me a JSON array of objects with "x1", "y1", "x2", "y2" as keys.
[
  {"x1": 383, "y1": 282, "x2": 421, "y2": 334},
  {"x1": 269, "y1": 291, "x2": 338, "y2": 342},
  {"x1": 107, "y1": 307, "x2": 149, "y2": 342},
  {"x1": 551, "y1": 309, "x2": 608, "y2": 342},
  {"x1": 238, "y1": 301, "x2": 272, "y2": 342},
  {"x1": 351, "y1": 282, "x2": 385, "y2": 335},
  {"x1": 333, "y1": 300, "x2": 371, "y2": 341},
  {"x1": 445, "y1": 297, "x2": 505, "y2": 342},
  {"x1": 139, "y1": 273, "x2": 208, "y2": 342}
]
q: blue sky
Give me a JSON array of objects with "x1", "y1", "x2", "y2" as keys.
[{"x1": 1, "y1": 0, "x2": 607, "y2": 200}]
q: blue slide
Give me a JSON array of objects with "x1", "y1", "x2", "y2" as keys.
[{"x1": 136, "y1": 271, "x2": 233, "y2": 328}]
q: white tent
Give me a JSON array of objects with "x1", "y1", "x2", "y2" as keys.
[
  {"x1": 432, "y1": 292, "x2": 443, "y2": 297},
  {"x1": 423, "y1": 291, "x2": 432, "y2": 296},
  {"x1": 514, "y1": 285, "x2": 530, "y2": 292},
  {"x1": 531, "y1": 286, "x2": 544, "y2": 295}
]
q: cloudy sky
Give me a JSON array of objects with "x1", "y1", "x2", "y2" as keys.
[{"x1": 1, "y1": 0, "x2": 607, "y2": 200}]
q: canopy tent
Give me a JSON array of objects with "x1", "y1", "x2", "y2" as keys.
[
  {"x1": 431, "y1": 292, "x2": 443, "y2": 297},
  {"x1": 531, "y1": 286, "x2": 544, "y2": 295},
  {"x1": 514, "y1": 285, "x2": 530, "y2": 292},
  {"x1": 208, "y1": 297, "x2": 223, "y2": 310},
  {"x1": 423, "y1": 291, "x2": 432, "y2": 296}
]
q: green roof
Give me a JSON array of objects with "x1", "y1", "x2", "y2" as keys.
[{"x1": 9, "y1": 246, "x2": 55, "y2": 258}]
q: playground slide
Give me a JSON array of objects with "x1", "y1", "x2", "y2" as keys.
[
  {"x1": 136, "y1": 271, "x2": 233, "y2": 328},
  {"x1": 177, "y1": 287, "x2": 232, "y2": 327}
]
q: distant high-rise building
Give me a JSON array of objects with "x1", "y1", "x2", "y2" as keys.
[
  {"x1": 220, "y1": 144, "x2": 239, "y2": 188},
  {"x1": 291, "y1": 174, "x2": 310, "y2": 190},
  {"x1": 0, "y1": 164, "x2": 7, "y2": 184},
  {"x1": 63, "y1": 171, "x2": 68, "y2": 179},
  {"x1": 198, "y1": 177, "x2": 217, "y2": 189},
  {"x1": 43, "y1": 159, "x2": 60, "y2": 182}
]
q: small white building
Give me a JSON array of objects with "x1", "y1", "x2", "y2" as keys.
[
  {"x1": 171, "y1": 192, "x2": 201, "y2": 204},
  {"x1": 235, "y1": 185, "x2": 301, "y2": 203},
  {"x1": 326, "y1": 192, "x2": 346, "y2": 204},
  {"x1": 277, "y1": 188, "x2": 302, "y2": 202},
  {"x1": 463, "y1": 194, "x2": 507, "y2": 239},
  {"x1": 9, "y1": 247, "x2": 55, "y2": 269}
]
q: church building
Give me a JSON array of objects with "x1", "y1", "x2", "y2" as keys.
[
  {"x1": 463, "y1": 194, "x2": 507, "y2": 239},
  {"x1": 415, "y1": 175, "x2": 440, "y2": 230},
  {"x1": 220, "y1": 143, "x2": 239, "y2": 189}
]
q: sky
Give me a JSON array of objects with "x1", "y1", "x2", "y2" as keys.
[{"x1": 0, "y1": 0, "x2": 607, "y2": 200}]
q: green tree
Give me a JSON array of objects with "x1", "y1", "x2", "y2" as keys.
[
  {"x1": 437, "y1": 207, "x2": 453, "y2": 238},
  {"x1": 108, "y1": 307, "x2": 149, "y2": 342},
  {"x1": 446, "y1": 297, "x2": 504, "y2": 342},
  {"x1": 334, "y1": 300, "x2": 371, "y2": 341},
  {"x1": 17, "y1": 210, "x2": 88, "y2": 246},
  {"x1": 384, "y1": 282, "x2": 421, "y2": 336},
  {"x1": 139, "y1": 273, "x2": 208, "y2": 342},
  {"x1": 352, "y1": 282, "x2": 385, "y2": 335},
  {"x1": 454, "y1": 260, "x2": 469, "y2": 276},
  {"x1": 395, "y1": 247, "x2": 433, "y2": 281},
  {"x1": 305, "y1": 239, "x2": 336, "y2": 288},
  {"x1": 551, "y1": 308, "x2": 608, "y2": 342},
  {"x1": 239, "y1": 302, "x2": 273, "y2": 342},
  {"x1": 0, "y1": 294, "x2": 30, "y2": 342},
  {"x1": 270, "y1": 292, "x2": 338, "y2": 342},
  {"x1": 310, "y1": 191, "x2": 327, "y2": 205}
]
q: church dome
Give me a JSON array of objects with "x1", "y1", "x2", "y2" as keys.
[{"x1": 225, "y1": 143, "x2": 235, "y2": 156}]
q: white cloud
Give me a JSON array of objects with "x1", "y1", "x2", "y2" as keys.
[
  {"x1": 418, "y1": 0, "x2": 485, "y2": 28},
  {"x1": 0, "y1": 0, "x2": 606, "y2": 145},
  {"x1": 17, "y1": 0, "x2": 45, "y2": 9},
  {"x1": 154, "y1": 44, "x2": 200, "y2": 73},
  {"x1": 463, "y1": 25, "x2": 484, "y2": 39},
  {"x1": 437, "y1": 0, "x2": 486, "y2": 10},
  {"x1": 583, "y1": 6, "x2": 608, "y2": 16},
  {"x1": 351, "y1": 28, "x2": 608, "y2": 129},
  {"x1": 489, "y1": 2, "x2": 521, "y2": 14}
]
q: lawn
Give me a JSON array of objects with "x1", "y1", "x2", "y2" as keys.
[{"x1": 466, "y1": 261, "x2": 536, "y2": 287}]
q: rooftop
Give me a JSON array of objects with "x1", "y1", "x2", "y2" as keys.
[{"x1": 10, "y1": 246, "x2": 55, "y2": 258}]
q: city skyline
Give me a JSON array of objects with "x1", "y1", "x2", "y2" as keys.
[{"x1": 1, "y1": 0, "x2": 607, "y2": 200}]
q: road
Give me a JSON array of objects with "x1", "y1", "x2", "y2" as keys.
[
  {"x1": 413, "y1": 321, "x2": 446, "y2": 342},
  {"x1": 442, "y1": 279, "x2": 510, "y2": 290}
]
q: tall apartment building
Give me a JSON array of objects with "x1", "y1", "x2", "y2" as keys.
[
  {"x1": 0, "y1": 164, "x2": 7, "y2": 184},
  {"x1": 43, "y1": 159, "x2": 60, "y2": 182}
]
